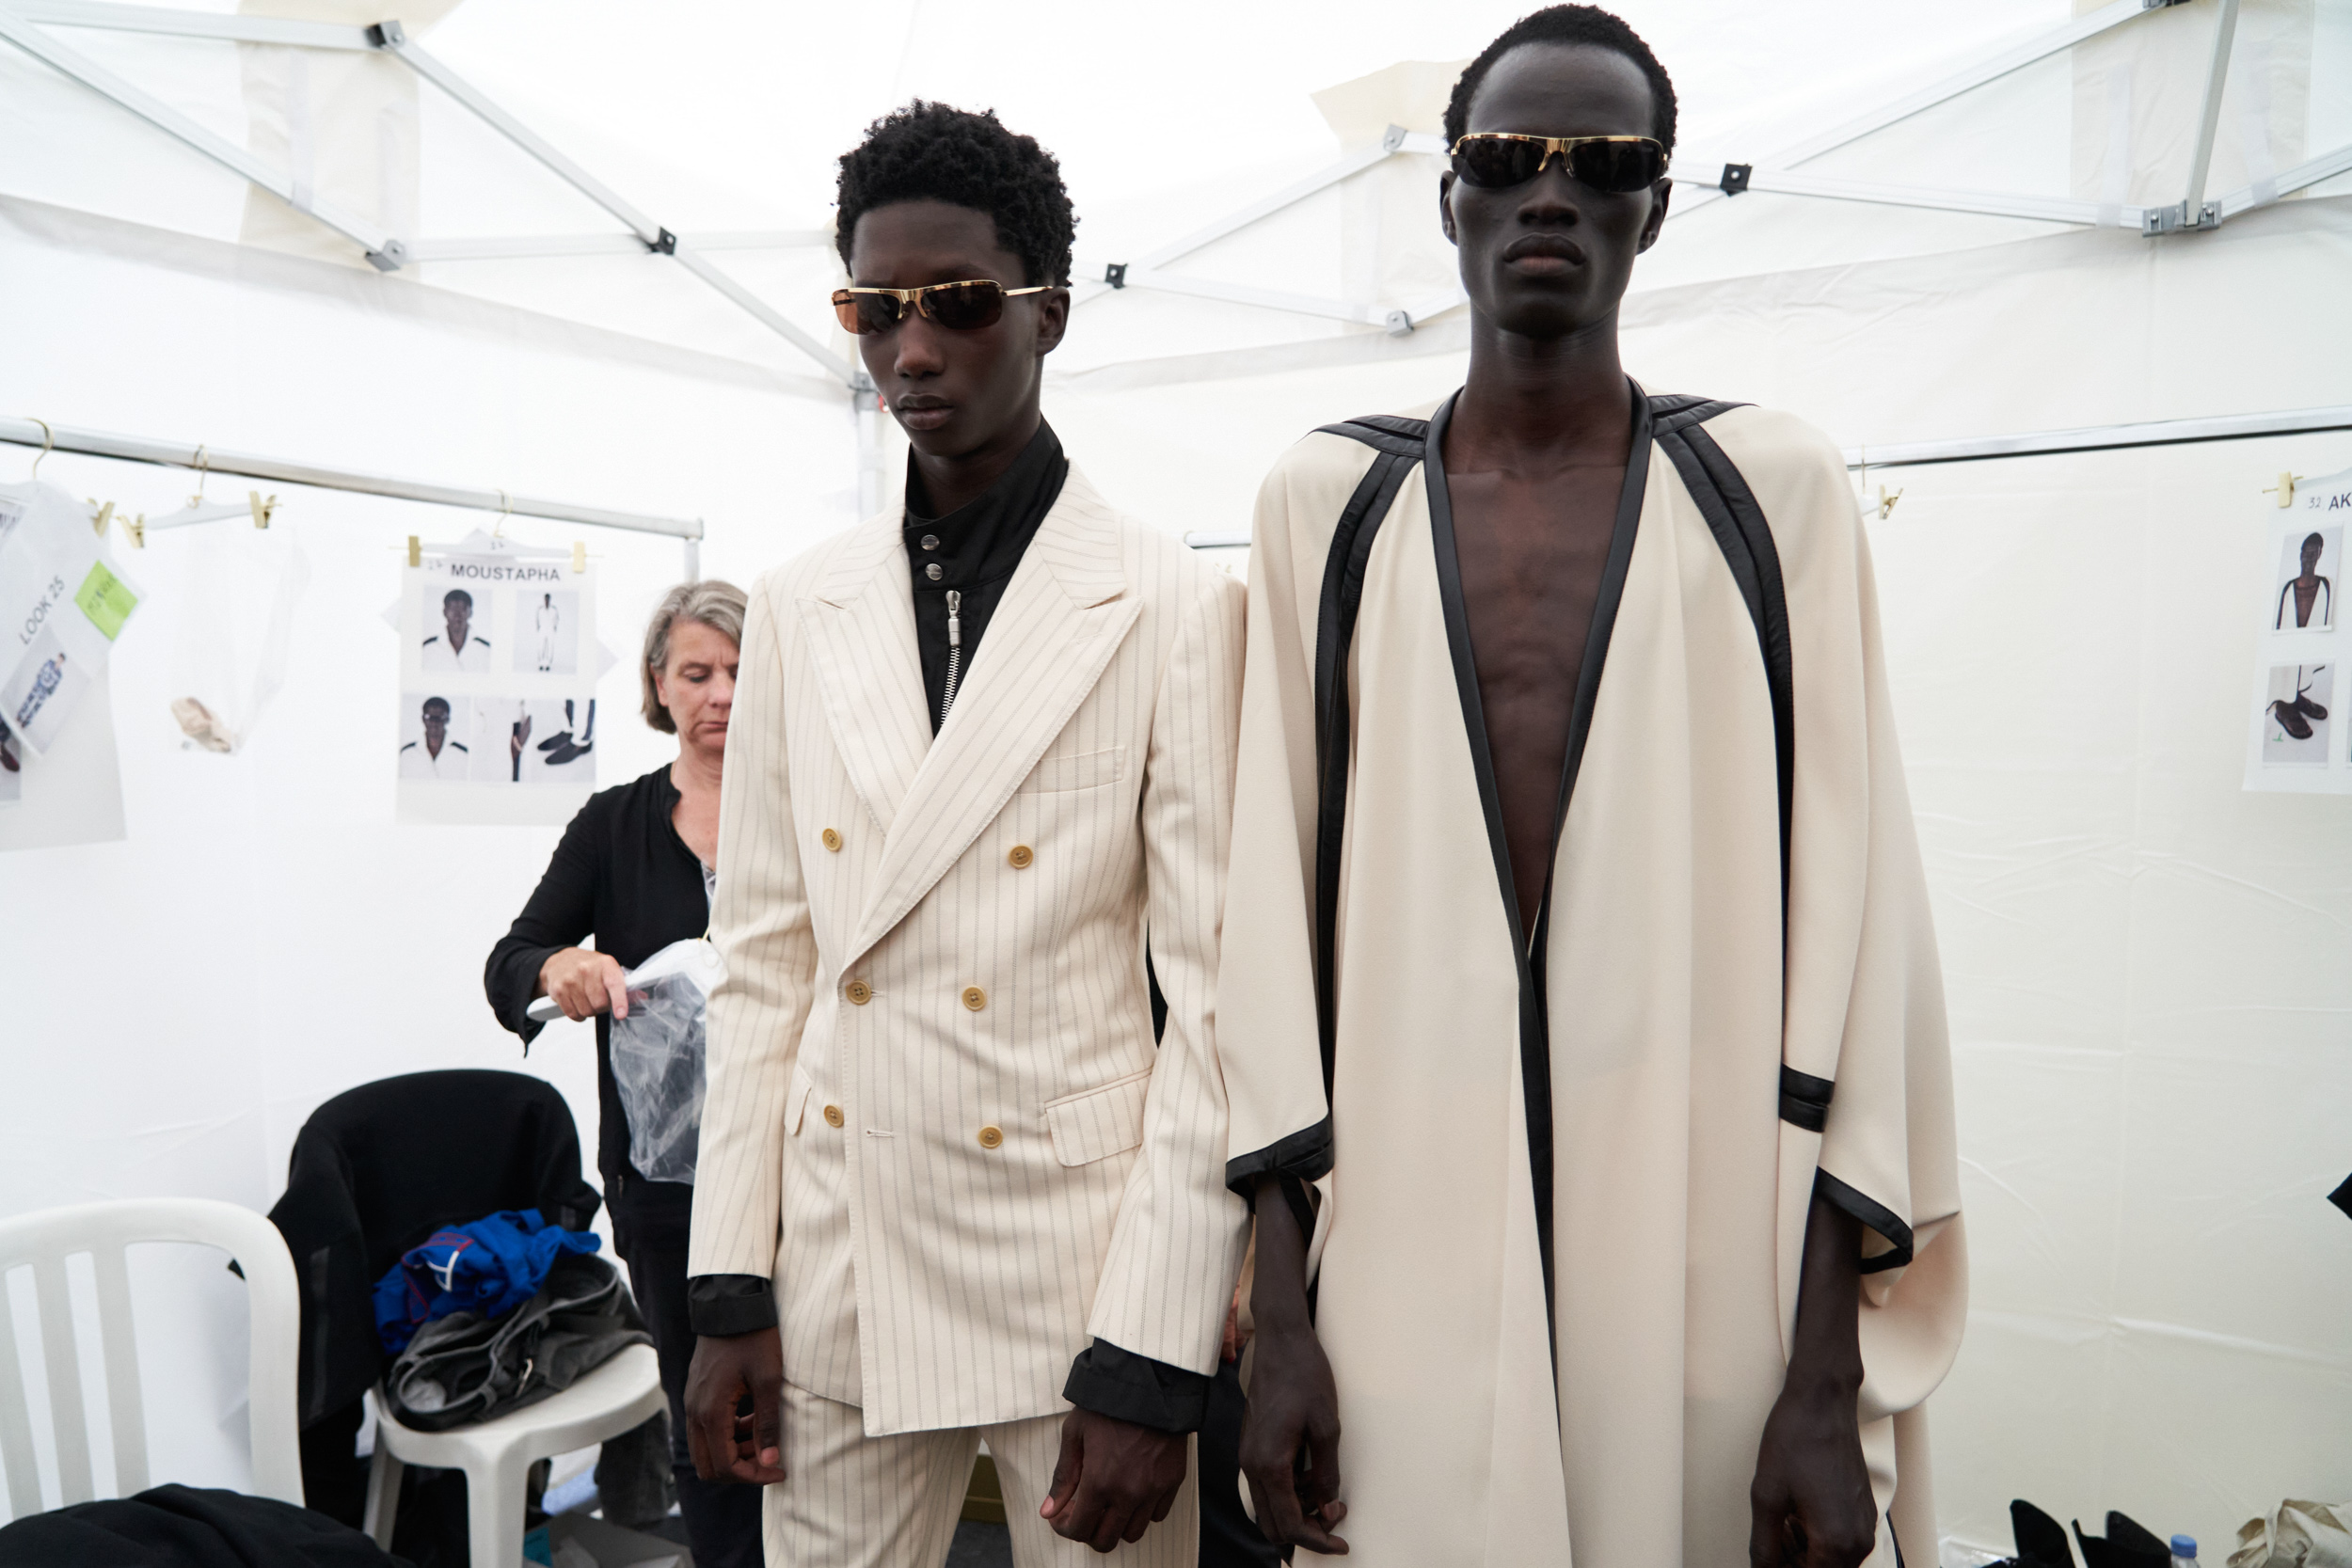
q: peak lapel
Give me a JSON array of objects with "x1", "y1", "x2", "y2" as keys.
[
  {"x1": 845, "y1": 468, "x2": 1139, "y2": 966},
  {"x1": 794, "y1": 518, "x2": 931, "y2": 836}
]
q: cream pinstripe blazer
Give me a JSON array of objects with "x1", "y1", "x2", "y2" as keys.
[{"x1": 688, "y1": 466, "x2": 1250, "y2": 1437}]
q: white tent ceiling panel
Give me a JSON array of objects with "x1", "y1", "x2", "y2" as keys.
[{"x1": 0, "y1": 38, "x2": 247, "y2": 236}]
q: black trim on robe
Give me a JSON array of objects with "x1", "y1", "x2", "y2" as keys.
[
  {"x1": 1816, "y1": 1168, "x2": 1916, "y2": 1274},
  {"x1": 1062, "y1": 1340, "x2": 1213, "y2": 1434},
  {"x1": 686, "y1": 1274, "x2": 778, "y2": 1338},
  {"x1": 1655, "y1": 418, "x2": 1797, "y2": 924},
  {"x1": 1224, "y1": 1117, "x2": 1334, "y2": 1201},
  {"x1": 1778, "y1": 1067, "x2": 1836, "y2": 1133}
]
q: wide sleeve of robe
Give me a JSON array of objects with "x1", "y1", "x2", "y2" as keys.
[
  {"x1": 1217, "y1": 432, "x2": 1380, "y2": 1199},
  {"x1": 1714, "y1": 408, "x2": 1966, "y2": 1427}
]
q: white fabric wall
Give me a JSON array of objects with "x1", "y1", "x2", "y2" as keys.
[{"x1": 3, "y1": 0, "x2": 2349, "y2": 1550}]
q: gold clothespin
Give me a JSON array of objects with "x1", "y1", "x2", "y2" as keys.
[
  {"x1": 88, "y1": 499, "x2": 114, "y2": 537},
  {"x1": 407, "y1": 534, "x2": 421, "y2": 567},
  {"x1": 571, "y1": 540, "x2": 586, "y2": 574},
  {"x1": 2262, "y1": 472, "x2": 2303, "y2": 509},
  {"x1": 248, "y1": 491, "x2": 277, "y2": 529},
  {"x1": 123, "y1": 513, "x2": 146, "y2": 548},
  {"x1": 1874, "y1": 484, "x2": 1903, "y2": 520}
]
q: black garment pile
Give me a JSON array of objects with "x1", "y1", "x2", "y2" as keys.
[{"x1": 0, "y1": 1484, "x2": 409, "y2": 1568}]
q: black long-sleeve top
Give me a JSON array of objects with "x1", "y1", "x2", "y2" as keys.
[
  {"x1": 484, "y1": 765, "x2": 708, "y2": 1187},
  {"x1": 904, "y1": 419, "x2": 1067, "y2": 729}
]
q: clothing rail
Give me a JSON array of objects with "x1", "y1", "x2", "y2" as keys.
[
  {"x1": 1179, "y1": 404, "x2": 2352, "y2": 549},
  {"x1": 0, "y1": 417, "x2": 704, "y2": 576},
  {"x1": 1845, "y1": 404, "x2": 2352, "y2": 469}
]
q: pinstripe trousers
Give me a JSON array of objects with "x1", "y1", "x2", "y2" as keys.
[{"x1": 764, "y1": 1381, "x2": 1199, "y2": 1567}]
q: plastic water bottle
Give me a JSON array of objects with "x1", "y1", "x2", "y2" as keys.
[{"x1": 2171, "y1": 1535, "x2": 2199, "y2": 1568}]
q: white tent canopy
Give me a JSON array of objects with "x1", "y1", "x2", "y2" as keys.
[{"x1": 2, "y1": 0, "x2": 2347, "y2": 1559}]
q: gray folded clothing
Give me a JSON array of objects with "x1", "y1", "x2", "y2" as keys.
[{"x1": 384, "y1": 1252, "x2": 650, "y2": 1433}]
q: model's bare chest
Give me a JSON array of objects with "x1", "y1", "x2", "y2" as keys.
[{"x1": 1446, "y1": 462, "x2": 1623, "y2": 925}]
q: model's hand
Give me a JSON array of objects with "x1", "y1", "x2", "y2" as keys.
[
  {"x1": 536, "y1": 946, "x2": 628, "y2": 1022},
  {"x1": 1748, "y1": 1376, "x2": 1875, "y2": 1568},
  {"x1": 1236, "y1": 1322, "x2": 1348, "y2": 1555},
  {"x1": 685, "y1": 1327, "x2": 787, "y2": 1485},
  {"x1": 510, "y1": 715, "x2": 532, "y2": 761},
  {"x1": 1040, "y1": 1408, "x2": 1187, "y2": 1552}
]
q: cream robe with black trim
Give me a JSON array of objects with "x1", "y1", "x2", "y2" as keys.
[
  {"x1": 691, "y1": 467, "x2": 1250, "y2": 1438},
  {"x1": 1219, "y1": 393, "x2": 1965, "y2": 1568}
]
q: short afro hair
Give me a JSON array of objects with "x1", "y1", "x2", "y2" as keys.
[
  {"x1": 834, "y1": 102, "x2": 1076, "y2": 288},
  {"x1": 1443, "y1": 6, "x2": 1677, "y2": 156}
]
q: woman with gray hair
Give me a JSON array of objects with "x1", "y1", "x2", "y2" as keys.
[{"x1": 483, "y1": 578, "x2": 761, "y2": 1567}]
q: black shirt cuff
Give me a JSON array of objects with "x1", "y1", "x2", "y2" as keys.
[
  {"x1": 1062, "y1": 1339, "x2": 1212, "y2": 1434},
  {"x1": 687, "y1": 1275, "x2": 777, "y2": 1337}
]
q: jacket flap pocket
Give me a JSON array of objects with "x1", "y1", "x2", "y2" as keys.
[
  {"x1": 786, "y1": 1067, "x2": 813, "y2": 1137},
  {"x1": 1019, "y1": 745, "x2": 1127, "y2": 794},
  {"x1": 1043, "y1": 1068, "x2": 1152, "y2": 1167}
]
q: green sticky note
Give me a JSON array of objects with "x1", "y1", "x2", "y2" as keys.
[{"x1": 75, "y1": 561, "x2": 137, "y2": 641}]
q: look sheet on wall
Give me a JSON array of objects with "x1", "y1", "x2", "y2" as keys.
[
  {"x1": 397, "y1": 532, "x2": 604, "y2": 825},
  {"x1": 0, "y1": 480, "x2": 140, "y2": 760},
  {"x1": 2246, "y1": 464, "x2": 2352, "y2": 794}
]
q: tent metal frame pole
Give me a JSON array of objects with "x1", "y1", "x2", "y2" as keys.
[
  {"x1": 2215, "y1": 141, "x2": 2352, "y2": 221},
  {"x1": 6, "y1": 1, "x2": 370, "y2": 49},
  {"x1": 406, "y1": 230, "x2": 828, "y2": 262},
  {"x1": 0, "y1": 4, "x2": 405, "y2": 267},
  {"x1": 0, "y1": 1, "x2": 864, "y2": 390},
  {"x1": 366, "y1": 21, "x2": 864, "y2": 390},
  {"x1": 1077, "y1": 126, "x2": 1445, "y2": 305},
  {"x1": 0, "y1": 415, "x2": 705, "y2": 543},
  {"x1": 1672, "y1": 167, "x2": 2141, "y2": 229},
  {"x1": 2146, "y1": 0, "x2": 2241, "y2": 234},
  {"x1": 1673, "y1": 0, "x2": 2187, "y2": 227}
]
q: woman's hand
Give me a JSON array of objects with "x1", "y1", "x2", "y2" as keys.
[{"x1": 536, "y1": 946, "x2": 629, "y2": 1021}]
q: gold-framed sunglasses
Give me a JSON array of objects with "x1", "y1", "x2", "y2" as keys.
[
  {"x1": 831, "y1": 279, "x2": 1051, "y2": 335},
  {"x1": 1450, "y1": 133, "x2": 1670, "y2": 193}
]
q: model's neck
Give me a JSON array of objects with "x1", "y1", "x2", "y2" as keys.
[
  {"x1": 1451, "y1": 309, "x2": 1630, "y2": 464},
  {"x1": 910, "y1": 403, "x2": 1041, "y2": 519}
]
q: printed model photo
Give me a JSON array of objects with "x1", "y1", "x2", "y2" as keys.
[
  {"x1": 2, "y1": 627, "x2": 87, "y2": 753},
  {"x1": 420, "y1": 587, "x2": 495, "y2": 673},
  {"x1": 2262, "y1": 662, "x2": 2332, "y2": 766},
  {"x1": 0, "y1": 716, "x2": 20, "y2": 806},
  {"x1": 397, "y1": 693, "x2": 472, "y2": 781},
  {"x1": 516, "y1": 588, "x2": 580, "y2": 675},
  {"x1": 470, "y1": 695, "x2": 596, "y2": 784},
  {"x1": 2275, "y1": 527, "x2": 2339, "y2": 631}
]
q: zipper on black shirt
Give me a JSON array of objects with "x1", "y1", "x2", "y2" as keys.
[{"x1": 941, "y1": 589, "x2": 963, "y2": 724}]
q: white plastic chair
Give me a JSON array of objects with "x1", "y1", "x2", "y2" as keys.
[
  {"x1": 363, "y1": 1341, "x2": 663, "y2": 1568},
  {"x1": 0, "y1": 1197, "x2": 303, "y2": 1520}
]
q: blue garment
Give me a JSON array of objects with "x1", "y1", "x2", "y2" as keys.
[{"x1": 372, "y1": 1209, "x2": 601, "y2": 1355}]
